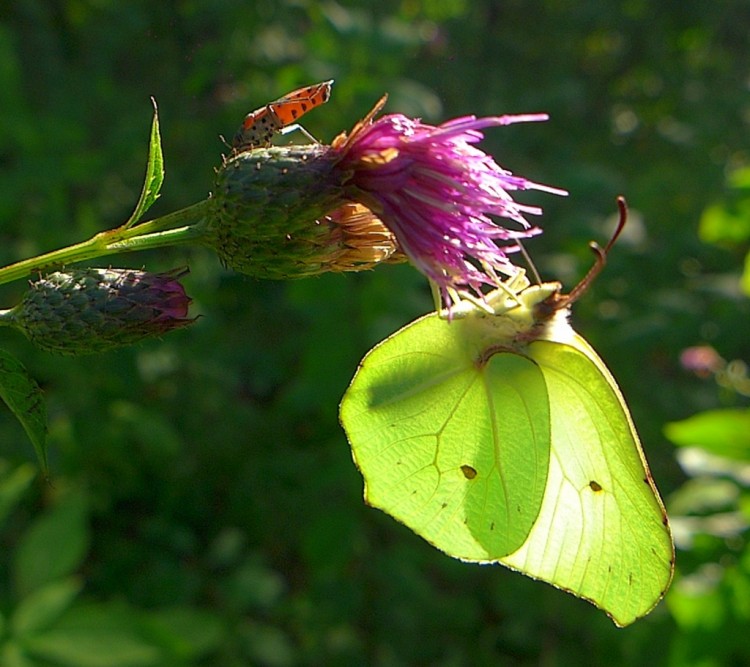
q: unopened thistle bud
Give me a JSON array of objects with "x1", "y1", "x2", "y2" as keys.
[{"x1": 1, "y1": 268, "x2": 194, "y2": 355}]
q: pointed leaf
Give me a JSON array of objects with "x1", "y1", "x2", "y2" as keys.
[
  {"x1": 0, "y1": 349, "x2": 47, "y2": 471},
  {"x1": 123, "y1": 98, "x2": 164, "y2": 228}
]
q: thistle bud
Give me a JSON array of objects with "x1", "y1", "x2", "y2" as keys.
[
  {"x1": 2, "y1": 268, "x2": 194, "y2": 355},
  {"x1": 202, "y1": 145, "x2": 402, "y2": 278}
]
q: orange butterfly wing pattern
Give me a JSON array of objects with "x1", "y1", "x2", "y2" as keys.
[{"x1": 232, "y1": 80, "x2": 334, "y2": 151}]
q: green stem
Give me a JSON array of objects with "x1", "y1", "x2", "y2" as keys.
[
  {"x1": 106, "y1": 224, "x2": 207, "y2": 252},
  {"x1": 0, "y1": 199, "x2": 211, "y2": 287}
]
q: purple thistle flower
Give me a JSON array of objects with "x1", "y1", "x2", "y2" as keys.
[{"x1": 333, "y1": 104, "x2": 567, "y2": 309}]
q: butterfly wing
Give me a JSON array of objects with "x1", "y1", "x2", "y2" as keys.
[
  {"x1": 500, "y1": 332, "x2": 674, "y2": 626},
  {"x1": 340, "y1": 281, "x2": 674, "y2": 626},
  {"x1": 340, "y1": 310, "x2": 551, "y2": 560}
]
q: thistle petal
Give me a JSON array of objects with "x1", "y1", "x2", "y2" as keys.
[{"x1": 333, "y1": 108, "x2": 567, "y2": 308}]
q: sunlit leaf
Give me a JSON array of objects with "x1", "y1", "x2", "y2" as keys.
[
  {"x1": 699, "y1": 199, "x2": 750, "y2": 245},
  {"x1": 665, "y1": 408, "x2": 750, "y2": 461},
  {"x1": 123, "y1": 98, "x2": 164, "y2": 229},
  {"x1": 728, "y1": 166, "x2": 750, "y2": 189}
]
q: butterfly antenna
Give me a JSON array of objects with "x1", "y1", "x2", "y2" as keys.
[
  {"x1": 517, "y1": 240, "x2": 542, "y2": 285},
  {"x1": 560, "y1": 196, "x2": 628, "y2": 308}
]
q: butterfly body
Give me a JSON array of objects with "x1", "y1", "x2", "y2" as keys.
[{"x1": 232, "y1": 79, "x2": 334, "y2": 150}]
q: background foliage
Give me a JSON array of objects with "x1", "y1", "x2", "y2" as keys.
[{"x1": 0, "y1": 1, "x2": 748, "y2": 665}]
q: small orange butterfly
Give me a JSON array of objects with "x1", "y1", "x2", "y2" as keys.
[{"x1": 232, "y1": 79, "x2": 334, "y2": 151}]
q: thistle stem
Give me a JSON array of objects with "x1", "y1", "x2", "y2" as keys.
[{"x1": 0, "y1": 199, "x2": 212, "y2": 286}]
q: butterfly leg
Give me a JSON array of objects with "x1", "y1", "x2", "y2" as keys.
[{"x1": 277, "y1": 123, "x2": 321, "y2": 145}]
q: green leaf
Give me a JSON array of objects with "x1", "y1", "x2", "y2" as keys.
[
  {"x1": 0, "y1": 349, "x2": 48, "y2": 472},
  {"x1": 698, "y1": 198, "x2": 750, "y2": 245},
  {"x1": 143, "y1": 607, "x2": 225, "y2": 661},
  {"x1": 13, "y1": 488, "x2": 89, "y2": 596},
  {"x1": 0, "y1": 462, "x2": 36, "y2": 529},
  {"x1": 669, "y1": 477, "x2": 739, "y2": 516},
  {"x1": 664, "y1": 408, "x2": 750, "y2": 461},
  {"x1": 741, "y1": 251, "x2": 750, "y2": 297},
  {"x1": 11, "y1": 577, "x2": 82, "y2": 637},
  {"x1": 123, "y1": 98, "x2": 164, "y2": 229},
  {"x1": 24, "y1": 615, "x2": 165, "y2": 667},
  {"x1": 728, "y1": 165, "x2": 750, "y2": 189},
  {"x1": 0, "y1": 641, "x2": 36, "y2": 667},
  {"x1": 22, "y1": 602, "x2": 162, "y2": 667},
  {"x1": 341, "y1": 279, "x2": 674, "y2": 626}
]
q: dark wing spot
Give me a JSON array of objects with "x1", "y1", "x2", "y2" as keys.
[
  {"x1": 589, "y1": 480, "x2": 603, "y2": 492},
  {"x1": 460, "y1": 464, "x2": 477, "y2": 480}
]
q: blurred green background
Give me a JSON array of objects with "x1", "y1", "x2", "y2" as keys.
[{"x1": 1, "y1": 1, "x2": 749, "y2": 665}]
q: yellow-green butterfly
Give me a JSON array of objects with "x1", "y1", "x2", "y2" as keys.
[{"x1": 340, "y1": 199, "x2": 674, "y2": 626}]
